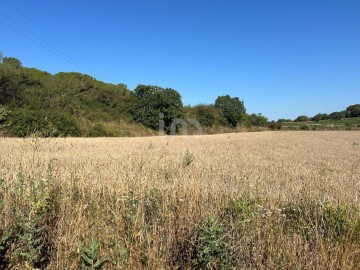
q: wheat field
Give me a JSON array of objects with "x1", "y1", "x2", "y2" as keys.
[{"x1": 1, "y1": 131, "x2": 360, "y2": 269}]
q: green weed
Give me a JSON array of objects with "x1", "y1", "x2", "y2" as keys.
[
  {"x1": 193, "y1": 217, "x2": 235, "y2": 270},
  {"x1": 81, "y1": 237, "x2": 108, "y2": 270}
]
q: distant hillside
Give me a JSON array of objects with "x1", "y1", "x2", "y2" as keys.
[
  {"x1": 0, "y1": 56, "x2": 252, "y2": 137},
  {"x1": 0, "y1": 57, "x2": 156, "y2": 137}
]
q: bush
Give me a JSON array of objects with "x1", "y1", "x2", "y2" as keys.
[
  {"x1": 215, "y1": 95, "x2": 246, "y2": 127},
  {"x1": 224, "y1": 196, "x2": 261, "y2": 222},
  {"x1": 7, "y1": 110, "x2": 81, "y2": 137},
  {"x1": 300, "y1": 125, "x2": 310, "y2": 130},
  {"x1": 133, "y1": 85, "x2": 183, "y2": 133},
  {"x1": 87, "y1": 124, "x2": 110, "y2": 137},
  {"x1": 294, "y1": 116, "x2": 310, "y2": 122},
  {"x1": 193, "y1": 218, "x2": 234, "y2": 269},
  {"x1": 246, "y1": 113, "x2": 268, "y2": 127},
  {"x1": 322, "y1": 203, "x2": 350, "y2": 240},
  {"x1": 268, "y1": 121, "x2": 282, "y2": 130},
  {"x1": 192, "y1": 104, "x2": 225, "y2": 127},
  {"x1": 81, "y1": 237, "x2": 108, "y2": 270},
  {"x1": 183, "y1": 149, "x2": 194, "y2": 166}
]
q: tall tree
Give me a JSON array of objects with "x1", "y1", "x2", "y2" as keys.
[
  {"x1": 2, "y1": 57, "x2": 22, "y2": 68},
  {"x1": 133, "y1": 85, "x2": 183, "y2": 133},
  {"x1": 214, "y1": 95, "x2": 246, "y2": 127},
  {"x1": 346, "y1": 104, "x2": 360, "y2": 118}
]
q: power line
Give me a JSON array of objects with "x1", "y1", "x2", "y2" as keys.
[
  {"x1": 0, "y1": 10, "x2": 103, "y2": 77},
  {"x1": 1, "y1": 0, "x2": 123, "y2": 82},
  {"x1": 0, "y1": 18, "x2": 100, "y2": 75}
]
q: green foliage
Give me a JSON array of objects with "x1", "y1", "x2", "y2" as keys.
[
  {"x1": 299, "y1": 125, "x2": 310, "y2": 130},
  {"x1": 190, "y1": 104, "x2": 226, "y2": 127},
  {"x1": 193, "y1": 218, "x2": 234, "y2": 270},
  {"x1": 0, "y1": 228, "x2": 12, "y2": 267},
  {"x1": 351, "y1": 214, "x2": 360, "y2": 242},
  {"x1": 87, "y1": 123, "x2": 112, "y2": 137},
  {"x1": 81, "y1": 237, "x2": 108, "y2": 270},
  {"x1": 183, "y1": 149, "x2": 194, "y2": 166},
  {"x1": 7, "y1": 109, "x2": 81, "y2": 137},
  {"x1": 133, "y1": 85, "x2": 183, "y2": 133},
  {"x1": 121, "y1": 191, "x2": 141, "y2": 243},
  {"x1": 282, "y1": 202, "x2": 351, "y2": 241},
  {"x1": 15, "y1": 178, "x2": 49, "y2": 268},
  {"x1": 0, "y1": 64, "x2": 27, "y2": 105},
  {"x1": 0, "y1": 58, "x2": 145, "y2": 137},
  {"x1": 277, "y1": 118, "x2": 292, "y2": 123},
  {"x1": 0, "y1": 106, "x2": 10, "y2": 127},
  {"x1": 328, "y1": 111, "x2": 345, "y2": 120},
  {"x1": 224, "y1": 196, "x2": 261, "y2": 222},
  {"x1": 144, "y1": 188, "x2": 164, "y2": 227},
  {"x1": 2, "y1": 57, "x2": 22, "y2": 68},
  {"x1": 215, "y1": 95, "x2": 246, "y2": 127},
  {"x1": 246, "y1": 113, "x2": 268, "y2": 127},
  {"x1": 322, "y1": 203, "x2": 350, "y2": 240},
  {"x1": 346, "y1": 104, "x2": 360, "y2": 118},
  {"x1": 294, "y1": 115, "x2": 310, "y2": 122},
  {"x1": 281, "y1": 204, "x2": 314, "y2": 240},
  {"x1": 268, "y1": 120, "x2": 283, "y2": 130},
  {"x1": 312, "y1": 113, "x2": 328, "y2": 122}
]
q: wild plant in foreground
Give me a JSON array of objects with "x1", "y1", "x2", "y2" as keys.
[{"x1": 81, "y1": 237, "x2": 108, "y2": 270}]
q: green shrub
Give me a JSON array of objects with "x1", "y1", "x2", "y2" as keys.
[
  {"x1": 87, "y1": 124, "x2": 109, "y2": 137},
  {"x1": 81, "y1": 237, "x2": 108, "y2": 270},
  {"x1": 224, "y1": 196, "x2": 261, "y2": 222},
  {"x1": 294, "y1": 116, "x2": 310, "y2": 122},
  {"x1": 268, "y1": 120, "x2": 282, "y2": 130},
  {"x1": 0, "y1": 227, "x2": 12, "y2": 268},
  {"x1": 14, "y1": 178, "x2": 50, "y2": 268},
  {"x1": 193, "y1": 217, "x2": 234, "y2": 270},
  {"x1": 322, "y1": 203, "x2": 350, "y2": 240},
  {"x1": 281, "y1": 204, "x2": 314, "y2": 240},
  {"x1": 7, "y1": 109, "x2": 81, "y2": 137},
  {"x1": 183, "y1": 149, "x2": 194, "y2": 166},
  {"x1": 300, "y1": 125, "x2": 310, "y2": 130}
]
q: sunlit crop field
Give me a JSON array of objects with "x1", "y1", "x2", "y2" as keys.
[{"x1": 1, "y1": 131, "x2": 360, "y2": 269}]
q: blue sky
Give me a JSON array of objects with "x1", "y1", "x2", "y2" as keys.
[{"x1": 1, "y1": 0, "x2": 359, "y2": 120}]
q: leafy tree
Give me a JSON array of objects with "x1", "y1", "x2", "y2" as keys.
[
  {"x1": 294, "y1": 115, "x2": 310, "y2": 122},
  {"x1": 277, "y1": 118, "x2": 292, "y2": 123},
  {"x1": 0, "y1": 64, "x2": 26, "y2": 105},
  {"x1": 133, "y1": 85, "x2": 183, "y2": 133},
  {"x1": 328, "y1": 111, "x2": 345, "y2": 120},
  {"x1": 2, "y1": 57, "x2": 22, "y2": 68},
  {"x1": 312, "y1": 113, "x2": 328, "y2": 122},
  {"x1": 345, "y1": 104, "x2": 360, "y2": 118},
  {"x1": 214, "y1": 95, "x2": 246, "y2": 127},
  {"x1": 189, "y1": 104, "x2": 225, "y2": 127},
  {"x1": 268, "y1": 120, "x2": 283, "y2": 130},
  {"x1": 246, "y1": 113, "x2": 268, "y2": 127},
  {"x1": 0, "y1": 106, "x2": 9, "y2": 125},
  {"x1": 7, "y1": 109, "x2": 80, "y2": 137}
]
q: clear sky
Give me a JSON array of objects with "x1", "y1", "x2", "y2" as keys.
[{"x1": 1, "y1": 0, "x2": 359, "y2": 120}]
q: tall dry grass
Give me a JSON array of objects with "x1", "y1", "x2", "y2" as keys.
[{"x1": 0, "y1": 131, "x2": 360, "y2": 269}]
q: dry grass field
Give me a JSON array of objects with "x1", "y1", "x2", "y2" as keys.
[{"x1": 1, "y1": 131, "x2": 360, "y2": 269}]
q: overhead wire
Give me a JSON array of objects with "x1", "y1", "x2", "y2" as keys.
[
  {"x1": 0, "y1": 2, "x2": 119, "y2": 81},
  {"x1": 2, "y1": 0, "x2": 122, "y2": 81},
  {"x1": 0, "y1": 10, "x2": 102, "y2": 76},
  {"x1": 0, "y1": 17, "x2": 98, "y2": 74}
]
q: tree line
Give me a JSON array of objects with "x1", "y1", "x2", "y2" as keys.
[
  {"x1": 0, "y1": 56, "x2": 255, "y2": 137},
  {"x1": 1, "y1": 56, "x2": 357, "y2": 137},
  {"x1": 293, "y1": 105, "x2": 360, "y2": 122}
]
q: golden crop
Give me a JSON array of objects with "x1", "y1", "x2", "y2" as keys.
[{"x1": 0, "y1": 131, "x2": 359, "y2": 269}]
